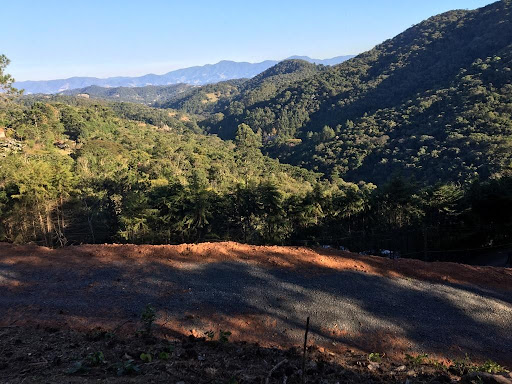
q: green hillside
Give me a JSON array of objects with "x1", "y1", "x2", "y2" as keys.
[
  {"x1": 159, "y1": 59, "x2": 323, "y2": 117},
  {"x1": 199, "y1": 0, "x2": 512, "y2": 185},
  {"x1": 158, "y1": 79, "x2": 246, "y2": 115},
  {"x1": 0, "y1": 98, "x2": 320, "y2": 245},
  {"x1": 62, "y1": 84, "x2": 192, "y2": 105}
]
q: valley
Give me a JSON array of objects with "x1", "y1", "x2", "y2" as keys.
[{"x1": 1, "y1": 1, "x2": 511, "y2": 382}]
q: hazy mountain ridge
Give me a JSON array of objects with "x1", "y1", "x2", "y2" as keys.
[
  {"x1": 159, "y1": 59, "x2": 325, "y2": 114},
  {"x1": 62, "y1": 59, "x2": 329, "y2": 109},
  {"x1": 14, "y1": 55, "x2": 354, "y2": 95}
]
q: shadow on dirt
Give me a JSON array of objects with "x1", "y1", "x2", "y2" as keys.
[
  {"x1": 0, "y1": 245, "x2": 511, "y2": 366},
  {"x1": 0, "y1": 324, "x2": 462, "y2": 383}
]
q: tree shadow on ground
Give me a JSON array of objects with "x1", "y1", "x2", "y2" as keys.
[
  {"x1": 0, "y1": 324, "x2": 459, "y2": 383},
  {"x1": 0, "y1": 244, "x2": 511, "y2": 367}
]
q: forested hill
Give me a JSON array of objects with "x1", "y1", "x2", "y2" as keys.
[
  {"x1": 57, "y1": 60, "x2": 323, "y2": 113},
  {"x1": 159, "y1": 60, "x2": 323, "y2": 115},
  {"x1": 199, "y1": 0, "x2": 512, "y2": 185},
  {"x1": 1, "y1": 50, "x2": 511, "y2": 257},
  {"x1": 62, "y1": 84, "x2": 193, "y2": 105},
  {"x1": 0, "y1": 98, "x2": 322, "y2": 245}
]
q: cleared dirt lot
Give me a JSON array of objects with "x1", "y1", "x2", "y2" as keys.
[{"x1": 1, "y1": 242, "x2": 511, "y2": 367}]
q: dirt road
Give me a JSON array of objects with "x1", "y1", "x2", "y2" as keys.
[{"x1": 1, "y1": 242, "x2": 511, "y2": 365}]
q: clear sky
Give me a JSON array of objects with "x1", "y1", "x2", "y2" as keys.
[{"x1": 3, "y1": 0, "x2": 495, "y2": 81}]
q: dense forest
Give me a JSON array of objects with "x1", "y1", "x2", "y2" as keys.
[
  {"x1": 63, "y1": 84, "x2": 193, "y2": 105},
  {"x1": 1, "y1": 89, "x2": 511, "y2": 261},
  {"x1": 192, "y1": 0, "x2": 512, "y2": 185},
  {"x1": 60, "y1": 1, "x2": 512, "y2": 186},
  {"x1": 1, "y1": 1, "x2": 511, "y2": 262}
]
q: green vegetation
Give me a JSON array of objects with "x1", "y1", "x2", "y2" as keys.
[
  {"x1": 0, "y1": 54, "x2": 21, "y2": 103},
  {"x1": 20, "y1": 93, "x2": 201, "y2": 133},
  {"x1": 63, "y1": 83, "x2": 192, "y2": 105},
  {"x1": 86, "y1": 351, "x2": 106, "y2": 366},
  {"x1": 204, "y1": 330, "x2": 215, "y2": 340},
  {"x1": 0, "y1": 93, "x2": 321, "y2": 247},
  {"x1": 139, "y1": 353, "x2": 152, "y2": 362},
  {"x1": 0, "y1": 91, "x2": 511, "y2": 261},
  {"x1": 368, "y1": 353, "x2": 382, "y2": 363},
  {"x1": 159, "y1": 79, "x2": 246, "y2": 115},
  {"x1": 1, "y1": 1, "x2": 511, "y2": 263},
  {"x1": 478, "y1": 360, "x2": 509, "y2": 374},
  {"x1": 190, "y1": 1, "x2": 512, "y2": 185},
  {"x1": 219, "y1": 330, "x2": 232, "y2": 343},
  {"x1": 451, "y1": 354, "x2": 509, "y2": 376},
  {"x1": 405, "y1": 353, "x2": 429, "y2": 367},
  {"x1": 115, "y1": 359, "x2": 141, "y2": 376},
  {"x1": 140, "y1": 305, "x2": 157, "y2": 336},
  {"x1": 80, "y1": 1, "x2": 512, "y2": 187},
  {"x1": 158, "y1": 59, "x2": 322, "y2": 122}
]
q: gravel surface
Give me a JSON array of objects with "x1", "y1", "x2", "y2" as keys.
[{"x1": 1, "y1": 243, "x2": 511, "y2": 366}]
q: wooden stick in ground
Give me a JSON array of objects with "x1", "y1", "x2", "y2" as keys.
[
  {"x1": 301, "y1": 316, "x2": 310, "y2": 384},
  {"x1": 265, "y1": 359, "x2": 288, "y2": 384},
  {"x1": 112, "y1": 319, "x2": 132, "y2": 334}
]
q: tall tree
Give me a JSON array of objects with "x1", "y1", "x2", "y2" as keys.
[
  {"x1": 234, "y1": 123, "x2": 263, "y2": 185},
  {"x1": 0, "y1": 55, "x2": 21, "y2": 103}
]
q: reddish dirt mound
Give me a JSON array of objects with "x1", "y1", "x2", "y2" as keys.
[
  {"x1": 1, "y1": 241, "x2": 511, "y2": 292},
  {"x1": 1, "y1": 241, "x2": 511, "y2": 368}
]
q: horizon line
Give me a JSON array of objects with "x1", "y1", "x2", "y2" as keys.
[{"x1": 13, "y1": 53, "x2": 358, "y2": 83}]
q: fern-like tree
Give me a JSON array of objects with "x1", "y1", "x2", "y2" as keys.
[
  {"x1": 0, "y1": 55, "x2": 22, "y2": 128},
  {"x1": 0, "y1": 55, "x2": 21, "y2": 102}
]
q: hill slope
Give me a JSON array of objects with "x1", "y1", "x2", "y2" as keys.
[
  {"x1": 202, "y1": 0, "x2": 512, "y2": 185},
  {"x1": 0, "y1": 98, "x2": 320, "y2": 245},
  {"x1": 61, "y1": 84, "x2": 193, "y2": 105},
  {"x1": 160, "y1": 60, "x2": 323, "y2": 116},
  {"x1": 13, "y1": 56, "x2": 354, "y2": 94},
  {"x1": 1, "y1": 241, "x2": 511, "y2": 370}
]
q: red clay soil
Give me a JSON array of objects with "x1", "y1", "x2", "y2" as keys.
[
  {"x1": 1, "y1": 241, "x2": 512, "y2": 370},
  {"x1": 1, "y1": 241, "x2": 511, "y2": 292}
]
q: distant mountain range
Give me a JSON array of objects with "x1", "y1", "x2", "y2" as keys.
[{"x1": 14, "y1": 55, "x2": 355, "y2": 95}]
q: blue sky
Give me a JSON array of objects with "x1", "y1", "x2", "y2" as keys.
[{"x1": 4, "y1": 0, "x2": 495, "y2": 81}]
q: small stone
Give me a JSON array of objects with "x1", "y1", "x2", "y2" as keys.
[
  {"x1": 395, "y1": 365, "x2": 407, "y2": 372},
  {"x1": 461, "y1": 372, "x2": 512, "y2": 384},
  {"x1": 368, "y1": 363, "x2": 380, "y2": 371}
]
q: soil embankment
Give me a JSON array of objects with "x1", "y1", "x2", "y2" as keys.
[{"x1": 1, "y1": 242, "x2": 511, "y2": 367}]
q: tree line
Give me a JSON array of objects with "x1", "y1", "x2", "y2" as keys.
[{"x1": 0, "y1": 102, "x2": 510, "y2": 262}]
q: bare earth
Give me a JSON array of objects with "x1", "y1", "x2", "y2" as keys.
[{"x1": 1, "y1": 241, "x2": 511, "y2": 368}]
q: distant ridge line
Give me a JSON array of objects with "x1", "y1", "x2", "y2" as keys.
[{"x1": 14, "y1": 55, "x2": 355, "y2": 95}]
